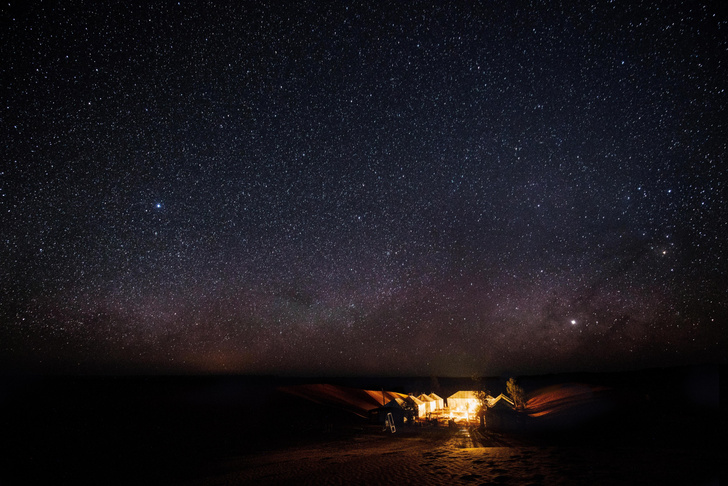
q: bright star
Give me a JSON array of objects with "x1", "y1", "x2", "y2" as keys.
[{"x1": 570, "y1": 320, "x2": 577, "y2": 325}]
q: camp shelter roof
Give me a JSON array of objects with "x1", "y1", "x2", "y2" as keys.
[
  {"x1": 383, "y1": 398, "x2": 405, "y2": 409},
  {"x1": 428, "y1": 393, "x2": 443, "y2": 401},
  {"x1": 364, "y1": 389, "x2": 408, "y2": 406},
  {"x1": 487, "y1": 393, "x2": 515, "y2": 409},
  {"x1": 381, "y1": 397, "x2": 409, "y2": 409},
  {"x1": 486, "y1": 393, "x2": 515, "y2": 408},
  {"x1": 407, "y1": 395, "x2": 425, "y2": 405},
  {"x1": 448, "y1": 390, "x2": 479, "y2": 400}
]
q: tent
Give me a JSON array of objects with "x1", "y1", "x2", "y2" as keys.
[
  {"x1": 485, "y1": 394, "x2": 519, "y2": 430},
  {"x1": 417, "y1": 394, "x2": 436, "y2": 414},
  {"x1": 486, "y1": 393, "x2": 515, "y2": 408},
  {"x1": 406, "y1": 395, "x2": 427, "y2": 418},
  {"x1": 447, "y1": 391, "x2": 480, "y2": 413},
  {"x1": 369, "y1": 398, "x2": 406, "y2": 428},
  {"x1": 428, "y1": 393, "x2": 444, "y2": 410}
]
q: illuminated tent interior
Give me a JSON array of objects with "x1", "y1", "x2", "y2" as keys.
[
  {"x1": 417, "y1": 394, "x2": 436, "y2": 415},
  {"x1": 428, "y1": 393, "x2": 444, "y2": 410},
  {"x1": 447, "y1": 390, "x2": 481, "y2": 421},
  {"x1": 406, "y1": 394, "x2": 427, "y2": 418}
]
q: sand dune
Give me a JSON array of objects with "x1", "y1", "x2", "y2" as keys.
[
  {"x1": 278, "y1": 383, "x2": 407, "y2": 418},
  {"x1": 525, "y1": 383, "x2": 613, "y2": 418}
]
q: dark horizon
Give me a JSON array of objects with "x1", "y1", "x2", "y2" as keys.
[
  {"x1": 1, "y1": 358, "x2": 722, "y2": 381},
  {"x1": 2, "y1": 1, "x2": 726, "y2": 376}
]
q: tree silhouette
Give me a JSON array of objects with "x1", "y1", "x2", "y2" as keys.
[
  {"x1": 472, "y1": 375, "x2": 491, "y2": 427},
  {"x1": 507, "y1": 377, "x2": 526, "y2": 410}
]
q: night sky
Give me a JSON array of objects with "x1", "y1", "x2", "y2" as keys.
[{"x1": 2, "y1": 1, "x2": 726, "y2": 376}]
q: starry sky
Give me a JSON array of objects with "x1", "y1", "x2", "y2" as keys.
[{"x1": 2, "y1": 1, "x2": 726, "y2": 376}]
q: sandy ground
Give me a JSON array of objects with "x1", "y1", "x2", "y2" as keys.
[
  {"x1": 182, "y1": 427, "x2": 720, "y2": 486},
  {"x1": 1, "y1": 370, "x2": 719, "y2": 485}
]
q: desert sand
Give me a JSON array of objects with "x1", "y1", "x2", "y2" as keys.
[
  {"x1": 183, "y1": 426, "x2": 719, "y2": 485},
  {"x1": 181, "y1": 370, "x2": 721, "y2": 486},
  {"x1": 0, "y1": 367, "x2": 720, "y2": 485}
]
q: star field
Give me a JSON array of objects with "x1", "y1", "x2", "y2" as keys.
[{"x1": 1, "y1": 1, "x2": 726, "y2": 375}]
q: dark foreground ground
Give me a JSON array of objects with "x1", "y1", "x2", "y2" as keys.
[
  {"x1": 0, "y1": 366, "x2": 722, "y2": 485},
  {"x1": 189, "y1": 425, "x2": 722, "y2": 485}
]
